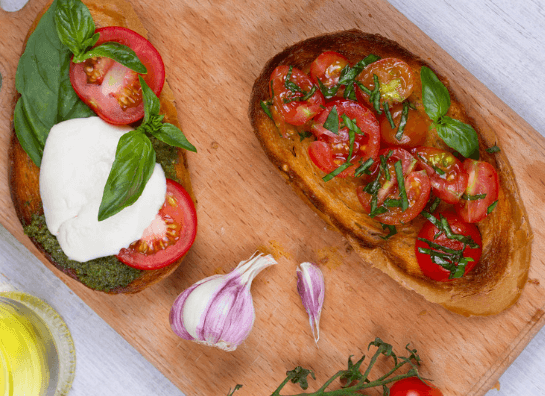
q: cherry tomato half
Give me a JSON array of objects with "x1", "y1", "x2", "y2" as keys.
[
  {"x1": 380, "y1": 104, "x2": 430, "y2": 148},
  {"x1": 308, "y1": 99, "x2": 380, "y2": 178},
  {"x1": 309, "y1": 51, "x2": 350, "y2": 98},
  {"x1": 455, "y1": 159, "x2": 499, "y2": 223},
  {"x1": 270, "y1": 65, "x2": 325, "y2": 126},
  {"x1": 356, "y1": 58, "x2": 414, "y2": 108},
  {"x1": 415, "y1": 211, "x2": 482, "y2": 282},
  {"x1": 70, "y1": 26, "x2": 165, "y2": 125},
  {"x1": 390, "y1": 377, "x2": 444, "y2": 396},
  {"x1": 413, "y1": 146, "x2": 468, "y2": 204},
  {"x1": 117, "y1": 179, "x2": 197, "y2": 270}
]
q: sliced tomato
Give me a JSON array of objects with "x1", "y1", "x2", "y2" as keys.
[
  {"x1": 455, "y1": 159, "x2": 499, "y2": 223},
  {"x1": 415, "y1": 211, "x2": 482, "y2": 282},
  {"x1": 380, "y1": 104, "x2": 430, "y2": 148},
  {"x1": 309, "y1": 51, "x2": 350, "y2": 98},
  {"x1": 357, "y1": 147, "x2": 418, "y2": 210},
  {"x1": 355, "y1": 58, "x2": 414, "y2": 108},
  {"x1": 390, "y1": 378, "x2": 444, "y2": 396},
  {"x1": 117, "y1": 179, "x2": 197, "y2": 270},
  {"x1": 270, "y1": 65, "x2": 325, "y2": 126},
  {"x1": 413, "y1": 146, "x2": 468, "y2": 204},
  {"x1": 308, "y1": 99, "x2": 380, "y2": 178},
  {"x1": 70, "y1": 26, "x2": 165, "y2": 125}
]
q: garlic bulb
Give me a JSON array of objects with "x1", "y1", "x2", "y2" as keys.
[
  {"x1": 169, "y1": 253, "x2": 276, "y2": 351},
  {"x1": 296, "y1": 262, "x2": 325, "y2": 343}
]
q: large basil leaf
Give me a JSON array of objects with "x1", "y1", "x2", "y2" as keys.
[
  {"x1": 14, "y1": 0, "x2": 94, "y2": 167},
  {"x1": 55, "y1": 0, "x2": 97, "y2": 58},
  {"x1": 437, "y1": 116, "x2": 479, "y2": 158},
  {"x1": 152, "y1": 123, "x2": 197, "y2": 152},
  {"x1": 420, "y1": 66, "x2": 450, "y2": 122},
  {"x1": 98, "y1": 130, "x2": 156, "y2": 221}
]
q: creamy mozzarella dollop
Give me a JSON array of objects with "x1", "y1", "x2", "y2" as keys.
[{"x1": 40, "y1": 117, "x2": 166, "y2": 262}]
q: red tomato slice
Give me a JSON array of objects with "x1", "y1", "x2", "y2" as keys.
[
  {"x1": 70, "y1": 26, "x2": 165, "y2": 125},
  {"x1": 415, "y1": 211, "x2": 482, "y2": 282},
  {"x1": 380, "y1": 104, "x2": 430, "y2": 148},
  {"x1": 117, "y1": 179, "x2": 197, "y2": 270},
  {"x1": 413, "y1": 146, "x2": 468, "y2": 204},
  {"x1": 357, "y1": 147, "x2": 418, "y2": 211},
  {"x1": 455, "y1": 159, "x2": 499, "y2": 223},
  {"x1": 355, "y1": 58, "x2": 414, "y2": 108},
  {"x1": 270, "y1": 65, "x2": 325, "y2": 126},
  {"x1": 390, "y1": 377, "x2": 444, "y2": 396},
  {"x1": 309, "y1": 51, "x2": 350, "y2": 97},
  {"x1": 308, "y1": 99, "x2": 380, "y2": 178}
]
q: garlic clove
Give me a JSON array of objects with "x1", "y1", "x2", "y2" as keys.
[
  {"x1": 170, "y1": 253, "x2": 277, "y2": 351},
  {"x1": 296, "y1": 262, "x2": 325, "y2": 344}
]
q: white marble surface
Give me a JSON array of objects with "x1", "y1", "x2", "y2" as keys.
[{"x1": 1, "y1": 0, "x2": 544, "y2": 395}]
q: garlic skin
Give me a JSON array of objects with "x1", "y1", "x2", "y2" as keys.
[
  {"x1": 296, "y1": 262, "x2": 325, "y2": 343},
  {"x1": 169, "y1": 253, "x2": 277, "y2": 351}
]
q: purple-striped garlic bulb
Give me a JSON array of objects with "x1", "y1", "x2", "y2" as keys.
[
  {"x1": 169, "y1": 253, "x2": 276, "y2": 351},
  {"x1": 296, "y1": 262, "x2": 325, "y2": 344}
]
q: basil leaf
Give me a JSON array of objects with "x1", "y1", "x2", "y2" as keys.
[
  {"x1": 152, "y1": 123, "x2": 197, "y2": 152},
  {"x1": 323, "y1": 105, "x2": 339, "y2": 134},
  {"x1": 322, "y1": 162, "x2": 352, "y2": 182},
  {"x1": 260, "y1": 101, "x2": 274, "y2": 121},
  {"x1": 394, "y1": 160, "x2": 408, "y2": 211},
  {"x1": 486, "y1": 145, "x2": 500, "y2": 153},
  {"x1": 298, "y1": 131, "x2": 312, "y2": 142},
  {"x1": 78, "y1": 42, "x2": 147, "y2": 74},
  {"x1": 380, "y1": 223, "x2": 397, "y2": 240},
  {"x1": 341, "y1": 114, "x2": 363, "y2": 135},
  {"x1": 395, "y1": 101, "x2": 410, "y2": 141},
  {"x1": 487, "y1": 200, "x2": 498, "y2": 214},
  {"x1": 15, "y1": 0, "x2": 94, "y2": 166},
  {"x1": 436, "y1": 116, "x2": 479, "y2": 158},
  {"x1": 461, "y1": 193, "x2": 486, "y2": 201},
  {"x1": 420, "y1": 66, "x2": 450, "y2": 122},
  {"x1": 338, "y1": 54, "x2": 380, "y2": 85},
  {"x1": 317, "y1": 78, "x2": 339, "y2": 99},
  {"x1": 98, "y1": 130, "x2": 156, "y2": 221},
  {"x1": 355, "y1": 158, "x2": 374, "y2": 177},
  {"x1": 383, "y1": 103, "x2": 395, "y2": 129},
  {"x1": 55, "y1": 0, "x2": 96, "y2": 58}
]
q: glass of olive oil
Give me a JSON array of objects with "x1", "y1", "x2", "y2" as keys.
[{"x1": 0, "y1": 291, "x2": 75, "y2": 396}]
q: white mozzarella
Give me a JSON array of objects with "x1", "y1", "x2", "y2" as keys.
[{"x1": 40, "y1": 117, "x2": 166, "y2": 262}]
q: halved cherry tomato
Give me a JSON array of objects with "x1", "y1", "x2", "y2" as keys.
[
  {"x1": 117, "y1": 179, "x2": 197, "y2": 270},
  {"x1": 308, "y1": 99, "x2": 380, "y2": 177},
  {"x1": 455, "y1": 159, "x2": 499, "y2": 223},
  {"x1": 380, "y1": 104, "x2": 430, "y2": 148},
  {"x1": 355, "y1": 58, "x2": 414, "y2": 108},
  {"x1": 390, "y1": 377, "x2": 444, "y2": 396},
  {"x1": 270, "y1": 65, "x2": 325, "y2": 126},
  {"x1": 309, "y1": 51, "x2": 350, "y2": 98},
  {"x1": 357, "y1": 147, "x2": 418, "y2": 208},
  {"x1": 358, "y1": 170, "x2": 430, "y2": 225},
  {"x1": 70, "y1": 26, "x2": 165, "y2": 125},
  {"x1": 415, "y1": 211, "x2": 482, "y2": 282},
  {"x1": 413, "y1": 147, "x2": 468, "y2": 204}
]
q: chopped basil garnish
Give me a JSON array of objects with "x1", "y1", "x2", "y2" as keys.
[
  {"x1": 317, "y1": 78, "x2": 340, "y2": 99},
  {"x1": 418, "y1": 237, "x2": 474, "y2": 280},
  {"x1": 298, "y1": 131, "x2": 313, "y2": 142},
  {"x1": 420, "y1": 66, "x2": 479, "y2": 158},
  {"x1": 260, "y1": 100, "x2": 274, "y2": 121},
  {"x1": 428, "y1": 196, "x2": 441, "y2": 213},
  {"x1": 394, "y1": 160, "x2": 408, "y2": 211},
  {"x1": 417, "y1": 153, "x2": 446, "y2": 176},
  {"x1": 323, "y1": 106, "x2": 339, "y2": 134},
  {"x1": 380, "y1": 223, "x2": 397, "y2": 239},
  {"x1": 338, "y1": 54, "x2": 380, "y2": 100},
  {"x1": 486, "y1": 145, "x2": 500, "y2": 153},
  {"x1": 395, "y1": 101, "x2": 410, "y2": 141},
  {"x1": 322, "y1": 162, "x2": 352, "y2": 182},
  {"x1": 341, "y1": 114, "x2": 364, "y2": 136},
  {"x1": 383, "y1": 198, "x2": 402, "y2": 207},
  {"x1": 487, "y1": 200, "x2": 498, "y2": 214},
  {"x1": 284, "y1": 65, "x2": 303, "y2": 93},
  {"x1": 355, "y1": 158, "x2": 374, "y2": 177},
  {"x1": 461, "y1": 193, "x2": 487, "y2": 201},
  {"x1": 422, "y1": 212, "x2": 479, "y2": 248},
  {"x1": 383, "y1": 103, "x2": 395, "y2": 129}
]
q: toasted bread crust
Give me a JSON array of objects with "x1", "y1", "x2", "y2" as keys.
[
  {"x1": 9, "y1": 0, "x2": 194, "y2": 294},
  {"x1": 249, "y1": 30, "x2": 533, "y2": 316}
]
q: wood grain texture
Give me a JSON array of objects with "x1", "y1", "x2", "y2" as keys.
[{"x1": 1, "y1": 1, "x2": 544, "y2": 395}]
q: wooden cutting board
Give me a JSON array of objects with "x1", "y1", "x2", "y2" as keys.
[{"x1": 1, "y1": 1, "x2": 545, "y2": 395}]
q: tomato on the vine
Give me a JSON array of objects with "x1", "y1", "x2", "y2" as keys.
[
  {"x1": 390, "y1": 377, "x2": 444, "y2": 396},
  {"x1": 415, "y1": 211, "x2": 482, "y2": 282},
  {"x1": 455, "y1": 159, "x2": 499, "y2": 223},
  {"x1": 117, "y1": 179, "x2": 197, "y2": 270},
  {"x1": 380, "y1": 104, "x2": 429, "y2": 148},
  {"x1": 413, "y1": 146, "x2": 468, "y2": 204},
  {"x1": 308, "y1": 99, "x2": 380, "y2": 177},
  {"x1": 70, "y1": 26, "x2": 165, "y2": 125},
  {"x1": 270, "y1": 65, "x2": 325, "y2": 126},
  {"x1": 355, "y1": 58, "x2": 414, "y2": 108},
  {"x1": 309, "y1": 51, "x2": 350, "y2": 98}
]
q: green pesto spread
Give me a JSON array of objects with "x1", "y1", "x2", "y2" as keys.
[{"x1": 23, "y1": 137, "x2": 181, "y2": 292}]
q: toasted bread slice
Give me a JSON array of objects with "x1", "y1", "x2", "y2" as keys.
[
  {"x1": 9, "y1": 0, "x2": 195, "y2": 294},
  {"x1": 249, "y1": 30, "x2": 532, "y2": 316}
]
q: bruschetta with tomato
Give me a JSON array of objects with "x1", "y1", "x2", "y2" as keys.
[
  {"x1": 249, "y1": 30, "x2": 533, "y2": 316},
  {"x1": 9, "y1": 0, "x2": 197, "y2": 293}
]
